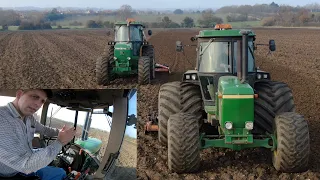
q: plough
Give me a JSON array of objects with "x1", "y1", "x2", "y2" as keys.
[{"x1": 154, "y1": 63, "x2": 171, "y2": 74}]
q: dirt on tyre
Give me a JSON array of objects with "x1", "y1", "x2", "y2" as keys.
[
  {"x1": 253, "y1": 80, "x2": 295, "y2": 134},
  {"x1": 272, "y1": 112, "x2": 310, "y2": 173},
  {"x1": 138, "y1": 56, "x2": 151, "y2": 85},
  {"x1": 158, "y1": 81, "x2": 203, "y2": 146},
  {"x1": 167, "y1": 113, "x2": 201, "y2": 173},
  {"x1": 142, "y1": 45, "x2": 155, "y2": 79},
  {"x1": 95, "y1": 46, "x2": 115, "y2": 85}
]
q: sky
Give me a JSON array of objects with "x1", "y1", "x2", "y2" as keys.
[
  {"x1": 0, "y1": 0, "x2": 317, "y2": 9},
  {"x1": 0, "y1": 91, "x2": 137, "y2": 139}
]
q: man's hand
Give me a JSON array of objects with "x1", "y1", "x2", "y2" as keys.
[{"x1": 57, "y1": 125, "x2": 76, "y2": 145}]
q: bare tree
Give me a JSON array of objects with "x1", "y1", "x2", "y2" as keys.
[
  {"x1": 118, "y1": 4, "x2": 133, "y2": 21},
  {"x1": 0, "y1": 10, "x2": 21, "y2": 26}
]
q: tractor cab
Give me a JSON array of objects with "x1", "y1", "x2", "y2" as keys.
[
  {"x1": 0, "y1": 89, "x2": 137, "y2": 180},
  {"x1": 177, "y1": 24, "x2": 275, "y2": 106},
  {"x1": 113, "y1": 18, "x2": 152, "y2": 56}
]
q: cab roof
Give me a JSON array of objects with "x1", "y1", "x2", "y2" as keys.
[
  {"x1": 197, "y1": 29, "x2": 256, "y2": 38},
  {"x1": 196, "y1": 24, "x2": 256, "y2": 38},
  {"x1": 115, "y1": 18, "x2": 144, "y2": 26}
]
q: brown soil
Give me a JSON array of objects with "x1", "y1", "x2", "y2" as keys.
[
  {"x1": 137, "y1": 28, "x2": 320, "y2": 180},
  {"x1": 0, "y1": 29, "x2": 136, "y2": 89}
]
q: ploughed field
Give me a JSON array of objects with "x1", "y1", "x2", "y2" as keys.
[
  {"x1": 137, "y1": 28, "x2": 320, "y2": 179},
  {"x1": 0, "y1": 29, "x2": 141, "y2": 89}
]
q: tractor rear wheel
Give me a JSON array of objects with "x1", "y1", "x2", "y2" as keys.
[
  {"x1": 167, "y1": 113, "x2": 201, "y2": 173},
  {"x1": 138, "y1": 56, "x2": 151, "y2": 85},
  {"x1": 253, "y1": 80, "x2": 295, "y2": 134},
  {"x1": 142, "y1": 45, "x2": 155, "y2": 79},
  {"x1": 158, "y1": 81, "x2": 203, "y2": 146},
  {"x1": 96, "y1": 46, "x2": 115, "y2": 85},
  {"x1": 272, "y1": 112, "x2": 309, "y2": 173}
]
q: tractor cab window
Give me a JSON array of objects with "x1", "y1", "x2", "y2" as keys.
[
  {"x1": 45, "y1": 104, "x2": 85, "y2": 140},
  {"x1": 114, "y1": 25, "x2": 142, "y2": 42},
  {"x1": 115, "y1": 25, "x2": 129, "y2": 42},
  {"x1": 198, "y1": 42, "x2": 232, "y2": 73},
  {"x1": 129, "y1": 25, "x2": 142, "y2": 41},
  {"x1": 198, "y1": 40, "x2": 255, "y2": 73}
]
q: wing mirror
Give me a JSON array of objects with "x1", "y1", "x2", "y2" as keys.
[
  {"x1": 176, "y1": 41, "x2": 183, "y2": 52},
  {"x1": 148, "y1": 30, "x2": 152, "y2": 36},
  {"x1": 269, "y1": 40, "x2": 276, "y2": 51}
]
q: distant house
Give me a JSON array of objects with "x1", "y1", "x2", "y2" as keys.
[{"x1": 86, "y1": 10, "x2": 95, "y2": 14}]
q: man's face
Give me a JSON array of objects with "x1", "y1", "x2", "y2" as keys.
[{"x1": 16, "y1": 90, "x2": 47, "y2": 116}]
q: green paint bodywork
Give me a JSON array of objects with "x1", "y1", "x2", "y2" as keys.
[
  {"x1": 201, "y1": 134, "x2": 274, "y2": 151},
  {"x1": 197, "y1": 29, "x2": 256, "y2": 38},
  {"x1": 113, "y1": 43, "x2": 138, "y2": 74},
  {"x1": 201, "y1": 76, "x2": 274, "y2": 150},
  {"x1": 217, "y1": 76, "x2": 254, "y2": 143}
]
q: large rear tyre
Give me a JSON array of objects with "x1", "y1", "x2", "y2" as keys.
[
  {"x1": 253, "y1": 80, "x2": 295, "y2": 134},
  {"x1": 96, "y1": 46, "x2": 115, "y2": 85},
  {"x1": 138, "y1": 56, "x2": 151, "y2": 85},
  {"x1": 142, "y1": 45, "x2": 155, "y2": 79}
]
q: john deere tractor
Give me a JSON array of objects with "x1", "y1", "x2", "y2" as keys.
[
  {"x1": 157, "y1": 24, "x2": 310, "y2": 173},
  {"x1": 95, "y1": 18, "x2": 155, "y2": 85}
]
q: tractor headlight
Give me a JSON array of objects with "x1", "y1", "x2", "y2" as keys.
[
  {"x1": 225, "y1": 122, "x2": 233, "y2": 130},
  {"x1": 127, "y1": 57, "x2": 131, "y2": 60},
  {"x1": 263, "y1": 74, "x2": 268, "y2": 79},
  {"x1": 245, "y1": 122, "x2": 254, "y2": 130},
  {"x1": 191, "y1": 74, "x2": 197, "y2": 80},
  {"x1": 184, "y1": 73, "x2": 197, "y2": 81},
  {"x1": 114, "y1": 57, "x2": 117, "y2": 60},
  {"x1": 257, "y1": 74, "x2": 262, "y2": 79}
]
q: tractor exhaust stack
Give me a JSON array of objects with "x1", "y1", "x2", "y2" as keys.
[{"x1": 240, "y1": 30, "x2": 251, "y2": 83}]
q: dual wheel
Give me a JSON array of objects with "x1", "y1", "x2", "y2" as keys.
[{"x1": 158, "y1": 80, "x2": 310, "y2": 173}]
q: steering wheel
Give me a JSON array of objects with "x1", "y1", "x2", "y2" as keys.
[{"x1": 44, "y1": 136, "x2": 73, "y2": 155}]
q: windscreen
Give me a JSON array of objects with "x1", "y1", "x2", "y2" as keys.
[
  {"x1": 115, "y1": 25, "x2": 129, "y2": 41},
  {"x1": 129, "y1": 25, "x2": 142, "y2": 41},
  {"x1": 198, "y1": 41, "x2": 232, "y2": 73},
  {"x1": 198, "y1": 40, "x2": 255, "y2": 73},
  {"x1": 115, "y1": 25, "x2": 142, "y2": 42}
]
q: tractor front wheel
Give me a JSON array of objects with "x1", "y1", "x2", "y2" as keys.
[
  {"x1": 138, "y1": 56, "x2": 151, "y2": 85},
  {"x1": 272, "y1": 112, "x2": 309, "y2": 173},
  {"x1": 158, "y1": 81, "x2": 203, "y2": 146},
  {"x1": 167, "y1": 113, "x2": 201, "y2": 173}
]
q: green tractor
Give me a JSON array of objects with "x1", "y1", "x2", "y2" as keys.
[
  {"x1": 157, "y1": 24, "x2": 310, "y2": 173},
  {"x1": 95, "y1": 18, "x2": 156, "y2": 85}
]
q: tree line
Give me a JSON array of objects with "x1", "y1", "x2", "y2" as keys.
[
  {"x1": 1, "y1": 2, "x2": 320, "y2": 30},
  {"x1": 86, "y1": 12, "x2": 223, "y2": 29}
]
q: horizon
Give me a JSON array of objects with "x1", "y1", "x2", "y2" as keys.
[{"x1": 0, "y1": 1, "x2": 319, "y2": 10}]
